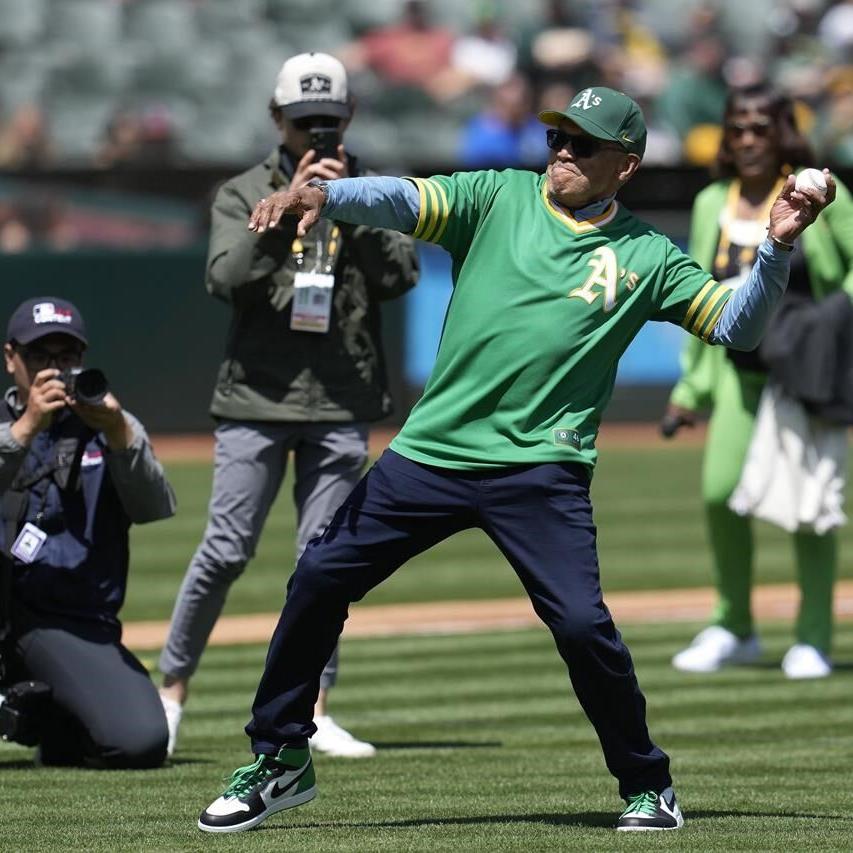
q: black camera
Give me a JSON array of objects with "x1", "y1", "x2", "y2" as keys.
[
  {"x1": 59, "y1": 367, "x2": 109, "y2": 406},
  {"x1": 0, "y1": 680, "x2": 52, "y2": 746}
]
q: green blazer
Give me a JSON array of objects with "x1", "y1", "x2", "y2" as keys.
[{"x1": 669, "y1": 173, "x2": 853, "y2": 411}]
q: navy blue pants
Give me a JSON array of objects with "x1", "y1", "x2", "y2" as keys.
[{"x1": 247, "y1": 449, "x2": 671, "y2": 797}]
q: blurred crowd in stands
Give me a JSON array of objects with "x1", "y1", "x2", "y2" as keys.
[
  {"x1": 0, "y1": 0, "x2": 850, "y2": 170},
  {"x1": 0, "y1": 0, "x2": 851, "y2": 249}
]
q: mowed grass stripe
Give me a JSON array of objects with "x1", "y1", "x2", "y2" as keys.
[{"x1": 5, "y1": 622, "x2": 853, "y2": 850}]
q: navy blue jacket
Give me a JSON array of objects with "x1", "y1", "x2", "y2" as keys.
[{"x1": 0, "y1": 393, "x2": 176, "y2": 630}]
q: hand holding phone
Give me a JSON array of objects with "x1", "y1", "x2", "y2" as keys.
[{"x1": 310, "y1": 128, "x2": 341, "y2": 161}]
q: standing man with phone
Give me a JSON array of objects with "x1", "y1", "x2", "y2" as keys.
[{"x1": 158, "y1": 52, "x2": 419, "y2": 758}]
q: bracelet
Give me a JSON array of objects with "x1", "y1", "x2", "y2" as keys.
[{"x1": 768, "y1": 234, "x2": 794, "y2": 252}]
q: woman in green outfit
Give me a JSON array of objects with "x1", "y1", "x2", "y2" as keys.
[{"x1": 665, "y1": 85, "x2": 853, "y2": 679}]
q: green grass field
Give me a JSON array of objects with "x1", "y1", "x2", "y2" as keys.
[
  {"x1": 2, "y1": 621, "x2": 853, "y2": 851},
  {"x1": 2, "y1": 443, "x2": 852, "y2": 851},
  {"x1": 124, "y1": 444, "x2": 853, "y2": 621}
]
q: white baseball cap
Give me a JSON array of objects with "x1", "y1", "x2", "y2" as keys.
[{"x1": 273, "y1": 52, "x2": 350, "y2": 120}]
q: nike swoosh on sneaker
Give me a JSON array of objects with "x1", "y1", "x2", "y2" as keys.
[
  {"x1": 660, "y1": 803, "x2": 678, "y2": 819},
  {"x1": 269, "y1": 764, "x2": 311, "y2": 800}
]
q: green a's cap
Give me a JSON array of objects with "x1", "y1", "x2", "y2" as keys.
[{"x1": 538, "y1": 86, "x2": 647, "y2": 158}]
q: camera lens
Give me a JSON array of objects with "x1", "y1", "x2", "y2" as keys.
[{"x1": 73, "y1": 368, "x2": 108, "y2": 405}]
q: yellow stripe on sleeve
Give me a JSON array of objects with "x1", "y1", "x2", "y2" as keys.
[
  {"x1": 690, "y1": 284, "x2": 732, "y2": 337},
  {"x1": 409, "y1": 178, "x2": 433, "y2": 239},
  {"x1": 419, "y1": 179, "x2": 442, "y2": 242},
  {"x1": 698, "y1": 288, "x2": 733, "y2": 341},
  {"x1": 429, "y1": 179, "x2": 451, "y2": 244},
  {"x1": 682, "y1": 279, "x2": 716, "y2": 330},
  {"x1": 408, "y1": 177, "x2": 451, "y2": 243}
]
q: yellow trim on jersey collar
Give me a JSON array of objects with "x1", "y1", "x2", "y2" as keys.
[{"x1": 540, "y1": 181, "x2": 619, "y2": 232}]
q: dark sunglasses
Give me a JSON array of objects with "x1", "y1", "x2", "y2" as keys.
[
  {"x1": 728, "y1": 120, "x2": 772, "y2": 138},
  {"x1": 292, "y1": 116, "x2": 342, "y2": 131},
  {"x1": 545, "y1": 128, "x2": 623, "y2": 158}
]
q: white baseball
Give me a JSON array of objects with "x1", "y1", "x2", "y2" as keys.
[{"x1": 795, "y1": 168, "x2": 827, "y2": 196}]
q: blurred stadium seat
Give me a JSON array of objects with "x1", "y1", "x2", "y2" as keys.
[
  {"x1": 267, "y1": 0, "x2": 336, "y2": 22},
  {"x1": 341, "y1": 0, "x2": 411, "y2": 34},
  {"x1": 0, "y1": 53, "x2": 49, "y2": 113},
  {"x1": 50, "y1": 54, "x2": 130, "y2": 99},
  {"x1": 125, "y1": 0, "x2": 198, "y2": 55},
  {"x1": 196, "y1": 0, "x2": 267, "y2": 33},
  {"x1": 46, "y1": 0, "x2": 122, "y2": 50},
  {"x1": 0, "y1": 0, "x2": 46, "y2": 48},
  {"x1": 45, "y1": 94, "x2": 116, "y2": 164}
]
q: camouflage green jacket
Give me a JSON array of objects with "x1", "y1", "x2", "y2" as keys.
[{"x1": 206, "y1": 148, "x2": 419, "y2": 422}]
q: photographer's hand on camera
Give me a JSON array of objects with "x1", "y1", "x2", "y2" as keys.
[
  {"x1": 249, "y1": 143, "x2": 348, "y2": 239},
  {"x1": 290, "y1": 144, "x2": 349, "y2": 190},
  {"x1": 70, "y1": 392, "x2": 133, "y2": 451},
  {"x1": 10, "y1": 369, "x2": 68, "y2": 447}
]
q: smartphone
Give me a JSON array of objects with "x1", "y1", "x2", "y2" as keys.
[{"x1": 310, "y1": 128, "x2": 341, "y2": 161}]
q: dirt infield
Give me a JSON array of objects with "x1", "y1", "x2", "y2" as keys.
[
  {"x1": 150, "y1": 422, "x2": 708, "y2": 463},
  {"x1": 123, "y1": 579, "x2": 853, "y2": 650}
]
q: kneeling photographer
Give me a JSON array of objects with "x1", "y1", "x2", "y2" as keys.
[{"x1": 0, "y1": 297, "x2": 176, "y2": 768}]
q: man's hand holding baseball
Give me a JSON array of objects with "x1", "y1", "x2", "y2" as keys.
[
  {"x1": 248, "y1": 184, "x2": 328, "y2": 238},
  {"x1": 768, "y1": 169, "x2": 835, "y2": 246}
]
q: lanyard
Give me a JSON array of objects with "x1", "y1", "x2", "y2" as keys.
[
  {"x1": 715, "y1": 175, "x2": 786, "y2": 273},
  {"x1": 290, "y1": 223, "x2": 341, "y2": 274}
]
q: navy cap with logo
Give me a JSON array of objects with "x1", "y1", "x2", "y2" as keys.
[
  {"x1": 6, "y1": 296, "x2": 88, "y2": 346},
  {"x1": 538, "y1": 86, "x2": 647, "y2": 158}
]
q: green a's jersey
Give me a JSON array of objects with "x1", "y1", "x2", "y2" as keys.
[{"x1": 391, "y1": 169, "x2": 732, "y2": 470}]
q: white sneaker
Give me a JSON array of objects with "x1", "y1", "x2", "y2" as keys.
[
  {"x1": 781, "y1": 644, "x2": 832, "y2": 679},
  {"x1": 311, "y1": 715, "x2": 376, "y2": 758},
  {"x1": 160, "y1": 695, "x2": 183, "y2": 758},
  {"x1": 672, "y1": 626, "x2": 761, "y2": 672}
]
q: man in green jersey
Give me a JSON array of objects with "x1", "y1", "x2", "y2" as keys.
[{"x1": 197, "y1": 87, "x2": 833, "y2": 834}]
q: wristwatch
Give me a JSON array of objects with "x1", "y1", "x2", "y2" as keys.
[{"x1": 306, "y1": 178, "x2": 329, "y2": 208}]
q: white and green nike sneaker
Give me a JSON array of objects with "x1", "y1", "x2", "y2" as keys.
[
  {"x1": 198, "y1": 745, "x2": 316, "y2": 833},
  {"x1": 616, "y1": 787, "x2": 684, "y2": 831}
]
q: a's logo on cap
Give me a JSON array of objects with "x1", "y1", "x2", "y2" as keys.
[
  {"x1": 300, "y1": 73, "x2": 332, "y2": 96},
  {"x1": 570, "y1": 89, "x2": 602, "y2": 110},
  {"x1": 32, "y1": 302, "x2": 72, "y2": 325}
]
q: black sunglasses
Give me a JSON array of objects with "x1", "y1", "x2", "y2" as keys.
[
  {"x1": 728, "y1": 119, "x2": 772, "y2": 138},
  {"x1": 545, "y1": 128, "x2": 623, "y2": 158},
  {"x1": 292, "y1": 116, "x2": 342, "y2": 131}
]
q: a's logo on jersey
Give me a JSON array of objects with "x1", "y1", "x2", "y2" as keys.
[
  {"x1": 553, "y1": 428, "x2": 581, "y2": 449},
  {"x1": 568, "y1": 247, "x2": 640, "y2": 312},
  {"x1": 570, "y1": 89, "x2": 602, "y2": 110}
]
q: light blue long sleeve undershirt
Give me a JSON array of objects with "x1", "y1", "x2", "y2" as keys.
[{"x1": 322, "y1": 176, "x2": 791, "y2": 350}]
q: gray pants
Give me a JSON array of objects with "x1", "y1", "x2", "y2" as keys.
[
  {"x1": 10, "y1": 610, "x2": 167, "y2": 768},
  {"x1": 158, "y1": 420, "x2": 368, "y2": 689}
]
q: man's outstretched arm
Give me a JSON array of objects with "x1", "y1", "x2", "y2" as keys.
[{"x1": 248, "y1": 176, "x2": 420, "y2": 237}]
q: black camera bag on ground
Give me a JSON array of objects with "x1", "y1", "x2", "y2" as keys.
[{"x1": 0, "y1": 680, "x2": 52, "y2": 745}]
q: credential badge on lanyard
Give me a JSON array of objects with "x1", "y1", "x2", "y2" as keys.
[
  {"x1": 11, "y1": 522, "x2": 47, "y2": 563},
  {"x1": 290, "y1": 225, "x2": 340, "y2": 333}
]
